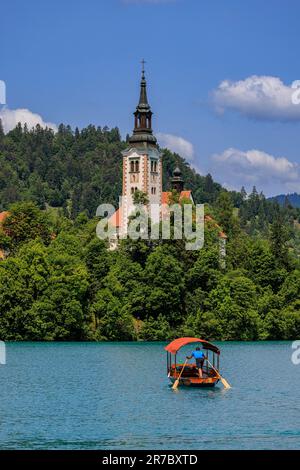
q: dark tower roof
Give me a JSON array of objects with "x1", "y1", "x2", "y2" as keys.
[
  {"x1": 171, "y1": 166, "x2": 184, "y2": 193},
  {"x1": 128, "y1": 62, "x2": 157, "y2": 148},
  {"x1": 138, "y1": 67, "x2": 149, "y2": 109},
  {"x1": 173, "y1": 167, "x2": 182, "y2": 177}
]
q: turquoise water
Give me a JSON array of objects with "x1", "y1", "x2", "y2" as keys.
[{"x1": 0, "y1": 341, "x2": 299, "y2": 450}]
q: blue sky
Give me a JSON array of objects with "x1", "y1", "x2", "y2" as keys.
[{"x1": 1, "y1": 0, "x2": 300, "y2": 196}]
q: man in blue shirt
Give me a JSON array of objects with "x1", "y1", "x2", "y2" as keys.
[{"x1": 187, "y1": 347, "x2": 206, "y2": 378}]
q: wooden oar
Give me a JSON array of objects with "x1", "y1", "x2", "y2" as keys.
[
  {"x1": 172, "y1": 359, "x2": 188, "y2": 390},
  {"x1": 207, "y1": 359, "x2": 231, "y2": 389}
]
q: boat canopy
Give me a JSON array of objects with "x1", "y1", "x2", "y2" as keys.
[{"x1": 165, "y1": 337, "x2": 220, "y2": 355}]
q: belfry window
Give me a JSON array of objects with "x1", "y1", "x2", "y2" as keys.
[
  {"x1": 135, "y1": 160, "x2": 139, "y2": 172},
  {"x1": 151, "y1": 160, "x2": 157, "y2": 173}
]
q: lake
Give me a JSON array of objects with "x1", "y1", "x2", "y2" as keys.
[{"x1": 0, "y1": 341, "x2": 299, "y2": 450}]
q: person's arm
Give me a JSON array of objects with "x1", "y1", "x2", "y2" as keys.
[{"x1": 186, "y1": 354, "x2": 193, "y2": 360}]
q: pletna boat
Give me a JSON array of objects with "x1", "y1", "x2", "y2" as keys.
[{"x1": 165, "y1": 337, "x2": 221, "y2": 388}]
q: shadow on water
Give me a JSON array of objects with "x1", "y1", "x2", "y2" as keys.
[{"x1": 167, "y1": 383, "x2": 231, "y2": 399}]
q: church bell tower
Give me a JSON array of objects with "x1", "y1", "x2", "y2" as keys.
[{"x1": 121, "y1": 62, "x2": 162, "y2": 234}]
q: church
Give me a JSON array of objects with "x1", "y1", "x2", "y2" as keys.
[
  {"x1": 108, "y1": 65, "x2": 227, "y2": 257},
  {"x1": 108, "y1": 65, "x2": 195, "y2": 239}
]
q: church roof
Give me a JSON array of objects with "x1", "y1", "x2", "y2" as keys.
[
  {"x1": 128, "y1": 64, "x2": 157, "y2": 147},
  {"x1": 108, "y1": 201, "x2": 227, "y2": 239},
  {"x1": 0, "y1": 211, "x2": 9, "y2": 224},
  {"x1": 161, "y1": 190, "x2": 192, "y2": 204},
  {"x1": 108, "y1": 207, "x2": 122, "y2": 228}
]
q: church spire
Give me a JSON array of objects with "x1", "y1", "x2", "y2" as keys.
[
  {"x1": 138, "y1": 59, "x2": 149, "y2": 108},
  {"x1": 128, "y1": 61, "x2": 157, "y2": 148}
]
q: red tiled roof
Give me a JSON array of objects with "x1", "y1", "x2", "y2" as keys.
[
  {"x1": 180, "y1": 190, "x2": 192, "y2": 200},
  {"x1": 108, "y1": 207, "x2": 122, "y2": 228},
  {"x1": 219, "y1": 231, "x2": 227, "y2": 239},
  {"x1": 161, "y1": 192, "x2": 170, "y2": 205},
  {"x1": 0, "y1": 211, "x2": 9, "y2": 224},
  {"x1": 204, "y1": 214, "x2": 227, "y2": 239},
  {"x1": 107, "y1": 196, "x2": 228, "y2": 239},
  {"x1": 161, "y1": 190, "x2": 192, "y2": 204}
]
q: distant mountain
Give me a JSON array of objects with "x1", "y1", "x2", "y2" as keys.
[{"x1": 268, "y1": 193, "x2": 300, "y2": 208}]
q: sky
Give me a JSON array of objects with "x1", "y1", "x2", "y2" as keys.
[{"x1": 1, "y1": 0, "x2": 300, "y2": 197}]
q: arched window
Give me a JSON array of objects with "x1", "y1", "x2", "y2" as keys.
[
  {"x1": 135, "y1": 160, "x2": 139, "y2": 172},
  {"x1": 154, "y1": 161, "x2": 157, "y2": 172},
  {"x1": 130, "y1": 161, "x2": 134, "y2": 172},
  {"x1": 131, "y1": 187, "x2": 134, "y2": 194}
]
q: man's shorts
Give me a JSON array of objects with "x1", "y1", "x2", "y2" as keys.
[{"x1": 196, "y1": 358, "x2": 204, "y2": 369}]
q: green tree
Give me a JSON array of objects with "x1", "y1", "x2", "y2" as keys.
[{"x1": 3, "y1": 202, "x2": 51, "y2": 247}]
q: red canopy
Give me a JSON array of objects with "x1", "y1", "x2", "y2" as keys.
[{"x1": 164, "y1": 337, "x2": 220, "y2": 355}]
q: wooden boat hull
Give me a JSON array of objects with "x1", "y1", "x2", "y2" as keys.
[
  {"x1": 169, "y1": 376, "x2": 219, "y2": 388},
  {"x1": 168, "y1": 363, "x2": 220, "y2": 388}
]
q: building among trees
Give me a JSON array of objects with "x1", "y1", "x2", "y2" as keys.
[{"x1": 108, "y1": 66, "x2": 226, "y2": 256}]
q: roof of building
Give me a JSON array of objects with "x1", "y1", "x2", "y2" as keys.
[
  {"x1": 161, "y1": 190, "x2": 192, "y2": 205},
  {"x1": 108, "y1": 193, "x2": 227, "y2": 239},
  {"x1": 204, "y1": 214, "x2": 228, "y2": 239},
  {"x1": 108, "y1": 207, "x2": 122, "y2": 228},
  {"x1": 0, "y1": 211, "x2": 9, "y2": 224},
  {"x1": 128, "y1": 65, "x2": 157, "y2": 147}
]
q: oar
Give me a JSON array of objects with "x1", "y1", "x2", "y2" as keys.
[
  {"x1": 172, "y1": 359, "x2": 188, "y2": 390},
  {"x1": 207, "y1": 359, "x2": 231, "y2": 389}
]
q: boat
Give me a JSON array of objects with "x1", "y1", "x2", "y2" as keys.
[{"x1": 165, "y1": 337, "x2": 221, "y2": 388}]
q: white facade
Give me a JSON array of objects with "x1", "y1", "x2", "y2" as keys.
[{"x1": 120, "y1": 147, "x2": 162, "y2": 235}]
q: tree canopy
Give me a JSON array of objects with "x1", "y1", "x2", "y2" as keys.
[{"x1": 0, "y1": 123, "x2": 300, "y2": 341}]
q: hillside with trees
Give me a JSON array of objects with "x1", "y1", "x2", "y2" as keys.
[
  {"x1": 268, "y1": 193, "x2": 300, "y2": 209},
  {"x1": 0, "y1": 122, "x2": 300, "y2": 341}
]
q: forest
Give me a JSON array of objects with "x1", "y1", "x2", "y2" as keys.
[{"x1": 0, "y1": 121, "x2": 300, "y2": 341}]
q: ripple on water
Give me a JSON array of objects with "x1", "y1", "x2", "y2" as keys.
[{"x1": 0, "y1": 341, "x2": 299, "y2": 450}]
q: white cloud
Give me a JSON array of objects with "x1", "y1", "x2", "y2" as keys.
[
  {"x1": 157, "y1": 132, "x2": 194, "y2": 161},
  {"x1": 213, "y1": 75, "x2": 300, "y2": 121},
  {"x1": 212, "y1": 147, "x2": 300, "y2": 196},
  {"x1": 0, "y1": 107, "x2": 57, "y2": 133}
]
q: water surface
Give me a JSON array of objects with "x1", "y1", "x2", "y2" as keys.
[{"x1": 0, "y1": 341, "x2": 299, "y2": 449}]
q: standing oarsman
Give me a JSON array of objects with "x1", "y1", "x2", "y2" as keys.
[{"x1": 186, "y1": 347, "x2": 206, "y2": 378}]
